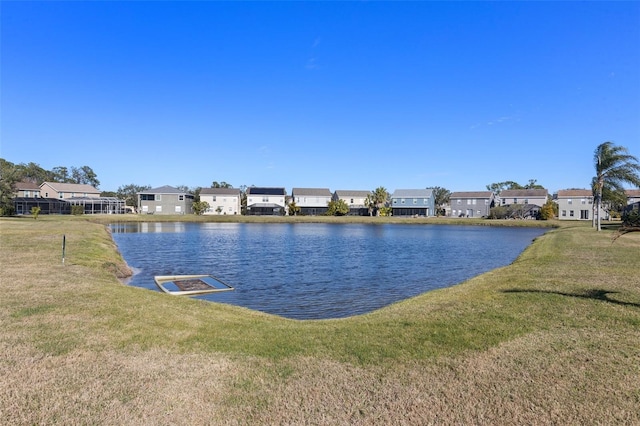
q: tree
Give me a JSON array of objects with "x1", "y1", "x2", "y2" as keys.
[
  {"x1": 117, "y1": 184, "x2": 151, "y2": 212},
  {"x1": 192, "y1": 201, "x2": 210, "y2": 215},
  {"x1": 0, "y1": 159, "x2": 20, "y2": 215},
  {"x1": 288, "y1": 201, "x2": 301, "y2": 216},
  {"x1": 486, "y1": 181, "x2": 522, "y2": 195},
  {"x1": 211, "y1": 181, "x2": 232, "y2": 188},
  {"x1": 51, "y1": 166, "x2": 71, "y2": 183},
  {"x1": 539, "y1": 198, "x2": 557, "y2": 220},
  {"x1": 370, "y1": 186, "x2": 389, "y2": 217},
  {"x1": 593, "y1": 142, "x2": 640, "y2": 231},
  {"x1": 30, "y1": 206, "x2": 41, "y2": 219},
  {"x1": 70, "y1": 166, "x2": 100, "y2": 188},
  {"x1": 430, "y1": 186, "x2": 451, "y2": 216},
  {"x1": 326, "y1": 199, "x2": 349, "y2": 216}
]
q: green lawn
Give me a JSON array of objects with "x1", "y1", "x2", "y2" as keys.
[{"x1": 1, "y1": 215, "x2": 638, "y2": 424}]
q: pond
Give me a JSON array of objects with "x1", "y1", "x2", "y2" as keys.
[{"x1": 110, "y1": 222, "x2": 547, "y2": 320}]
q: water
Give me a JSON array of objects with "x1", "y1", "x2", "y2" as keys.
[{"x1": 110, "y1": 222, "x2": 546, "y2": 319}]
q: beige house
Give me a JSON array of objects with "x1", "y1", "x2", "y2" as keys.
[
  {"x1": 14, "y1": 181, "x2": 42, "y2": 198},
  {"x1": 333, "y1": 190, "x2": 371, "y2": 216},
  {"x1": 40, "y1": 182, "x2": 100, "y2": 199},
  {"x1": 200, "y1": 188, "x2": 241, "y2": 215},
  {"x1": 626, "y1": 189, "x2": 640, "y2": 205}
]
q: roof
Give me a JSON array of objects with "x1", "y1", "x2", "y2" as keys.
[
  {"x1": 390, "y1": 189, "x2": 434, "y2": 198},
  {"x1": 14, "y1": 181, "x2": 41, "y2": 191},
  {"x1": 41, "y1": 182, "x2": 100, "y2": 193},
  {"x1": 334, "y1": 190, "x2": 371, "y2": 197},
  {"x1": 291, "y1": 188, "x2": 332, "y2": 197},
  {"x1": 556, "y1": 189, "x2": 593, "y2": 197},
  {"x1": 450, "y1": 191, "x2": 494, "y2": 198},
  {"x1": 138, "y1": 185, "x2": 192, "y2": 195},
  {"x1": 246, "y1": 187, "x2": 286, "y2": 196},
  {"x1": 500, "y1": 189, "x2": 548, "y2": 198},
  {"x1": 200, "y1": 188, "x2": 241, "y2": 196},
  {"x1": 625, "y1": 189, "x2": 640, "y2": 197}
]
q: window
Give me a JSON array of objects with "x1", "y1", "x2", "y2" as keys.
[
  {"x1": 212, "y1": 196, "x2": 217, "y2": 202},
  {"x1": 472, "y1": 199, "x2": 477, "y2": 205},
  {"x1": 467, "y1": 199, "x2": 471, "y2": 205},
  {"x1": 485, "y1": 199, "x2": 489, "y2": 205},
  {"x1": 350, "y1": 198, "x2": 354, "y2": 204},
  {"x1": 570, "y1": 210, "x2": 574, "y2": 217},
  {"x1": 401, "y1": 198, "x2": 405, "y2": 204},
  {"x1": 524, "y1": 199, "x2": 528, "y2": 204},
  {"x1": 568, "y1": 199, "x2": 573, "y2": 204},
  {"x1": 24, "y1": 191, "x2": 30, "y2": 197},
  {"x1": 514, "y1": 198, "x2": 518, "y2": 204},
  {"x1": 262, "y1": 196, "x2": 269, "y2": 202},
  {"x1": 581, "y1": 199, "x2": 586, "y2": 204},
  {"x1": 413, "y1": 198, "x2": 417, "y2": 204},
  {"x1": 141, "y1": 194, "x2": 155, "y2": 201},
  {"x1": 179, "y1": 195, "x2": 184, "y2": 201},
  {"x1": 562, "y1": 210, "x2": 566, "y2": 217},
  {"x1": 457, "y1": 199, "x2": 461, "y2": 205},
  {"x1": 581, "y1": 210, "x2": 589, "y2": 219},
  {"x1": 156, "y1": 206, "x2": 163, "y2": 213},
  {"x1": 59, "y1": 193, "x2": 64, "y2": 199}
]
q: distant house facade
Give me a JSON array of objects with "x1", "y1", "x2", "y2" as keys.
[
  {"x1": 555, "y1": 189, "x2": 598, "y2": 220},
  {"x1": 390, "y1": 189, "x2": 435, "y2": 217},
  {"x1": 200, "y1": 188, "x2": 241, "y2": 215},
  {"x1": 499, "y1": 189, "x2": 548, "y2": 207},
  {"x1": 449, "y1": 191, "x2": 495, "y2": 218},
  {"x1": 14, "y1": 181, "x2": 42, "y2": 198},
  {"x1": 40, "y1": 182, "x2": 100, "y2": 199},
  {"x1": 333, "y1": 190, "x2": 370, "y2": 216},
  {"x1": 137, "y1": 185, "x2": 194, "y2": 215},
  {"x1": 13, "y1": 181, "x2": 123, "y2": 215},
  {"x1": 291, "y1": 188, "x2": 332, "y2": 215},
  {"x1": 626, "y1": 189, "x2": 640, "y2": 205},
  {"x1": 246, "y1": 187, "x2": 286, "y2": 216}
]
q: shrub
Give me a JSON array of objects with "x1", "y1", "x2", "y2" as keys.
[{"x1": 622, "y1": 209, "x2": 640, "y2": 227}]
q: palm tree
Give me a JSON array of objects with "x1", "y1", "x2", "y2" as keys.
[
  {"x1": 593, "y1": 142, "x2": 640, "y2": 231},
  {"x1": 372, "y1": 186, "x2": 389, "y2": 217}
]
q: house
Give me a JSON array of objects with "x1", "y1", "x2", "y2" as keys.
[
  {"x1": 245, "y1": 187, "x2": 286, "y2": 215},
  {"x1": 291, "y1": 188, "x2": 332, "y2": 215},
  {"x1": 137, "y1": 185, "x2": 194, "y2": 215},
  {"x1": 14, "y1": 181, "x2": 42, "y2": 198},
  {"x1": 449, "y1": 191, "x2": 495, "y2": 218},
  {"x1": 40, "y1": 182, "x2": 100, "y2": 199},
  {"x1": 555, "y1": 189, "x2": 599, "y2": 220},
  {"x1": 499, "y1": 189, "x2": 548, "y2": 207},
  {"x1": 199, "y1": 188, "x2": 241, "y2": 215},
  {"x1": 626, "y1": 189, "x2": 640, "y2": 205},
  {"x1": 390, "y1": 189, "x2": 435, "y2": 217},
  {"x1": 333, "y1": 190, "x2": 371, "y2": 216},
  {"x1": 13, "y1": 181, "x2": 123, "y2": 215}
]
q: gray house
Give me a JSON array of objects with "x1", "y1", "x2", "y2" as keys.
[
  {"x1": 499, "y1": 189, "x2": 548, "y2": 207},
  {"x1": 449, "y1": 191, "x2": 495, "y2": 218},
  {"x1": 390, "y1": 189, "x2": 435, "y2": 217},
  {"x1": 333, "y1": 190, "x2": 371, "y2": 216},
  {"x1": 555, "y1": 189, "x2": 598, "y2": 221},
  {"x1": 137, "y1": 185, "x2": 194, "y2": 215},
  {"x1": 291, "y1": 188, "x2": 332, "y2": 215}
]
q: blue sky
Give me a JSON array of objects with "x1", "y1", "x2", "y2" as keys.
[{"x1": 2, "y1": 1, "x2": 639, "y2": 193}]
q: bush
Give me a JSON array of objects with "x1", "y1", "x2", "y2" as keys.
[
  {"x1": 71, "y1": 205, "x2": 85, "y2": 215},
  {"x1": 622, "y1": 209, "x2": 640, "y2": 227}
]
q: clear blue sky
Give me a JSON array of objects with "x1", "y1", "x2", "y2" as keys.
[{"x1": 2, "y1": 1, "x2": 639, "y2": 193}]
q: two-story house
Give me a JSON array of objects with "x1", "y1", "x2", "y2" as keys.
[
  {"x1": 246, "y1": 187, "x2": 286, "y2": 215},
  {"x1": 390, "y1": 189, "x2": 435, "y2": 217},
  {"x1": 555, "y1": 189, "x2": 600, "y2": 220},
  {"x1": 498, "y1": 189, "x2": 549, "y2": 219},
  {"x1": 291, "y1": 188, "x2": 332, "y2": 216},
  {"x1": 333, "y1": 190, "x2": 371, "y2": 216},
  {"x1": 137, "y1": 185, "x2": 194, "y2": 215},
  {"x1": 449, "y1": 191, "x2": 495, "y2": 218},
  {"x1": 40, "y1": 182, "x2": 100, "y2": 199},
  {"x1": 199, "y1": 188, "x2": 242, "y2": 215}
]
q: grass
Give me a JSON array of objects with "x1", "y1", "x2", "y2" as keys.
[{"x1": 1, "y1": 215, "x2": 639, "y2": 424}]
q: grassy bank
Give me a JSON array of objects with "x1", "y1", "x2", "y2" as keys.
[{"x1": 1, "y1": 216, "x2": 639, "y2": 424}]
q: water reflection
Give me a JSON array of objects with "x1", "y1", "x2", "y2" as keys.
[{"x1": 110, "y1": 223, "x2": 546, "y2": 320}]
